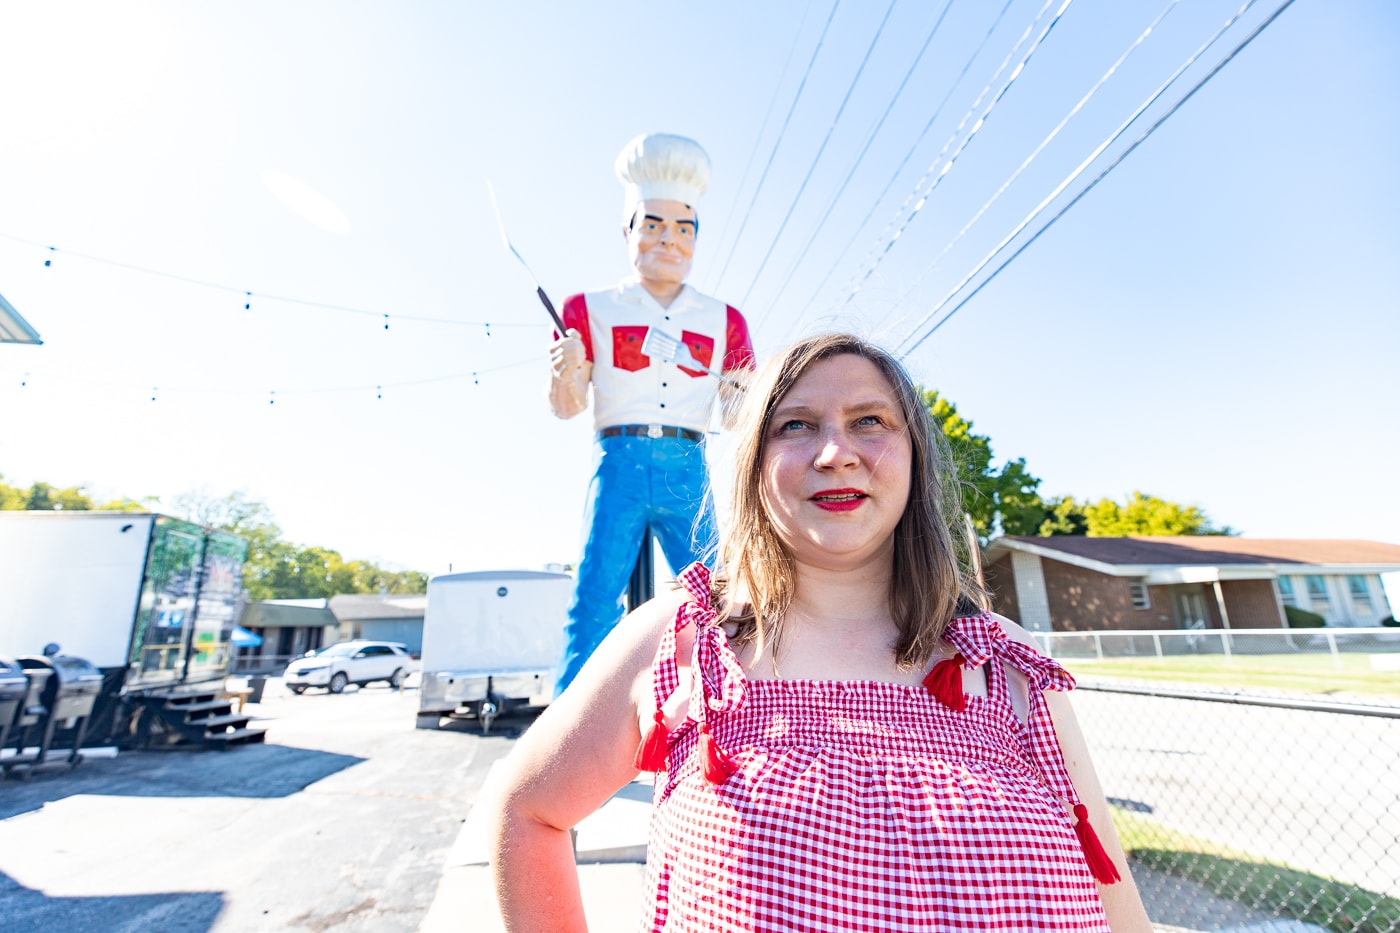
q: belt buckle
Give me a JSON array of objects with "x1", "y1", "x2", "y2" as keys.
[{"x1": 646, "y1": 423, "x2": 663, "y2": 439}]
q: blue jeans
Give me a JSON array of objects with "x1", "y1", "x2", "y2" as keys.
[{"x1": 555, "y1": 434, "x2": 717, "y2": 695}]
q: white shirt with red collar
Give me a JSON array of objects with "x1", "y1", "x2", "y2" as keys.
[{"x1": 562, "y1": 279, "x2": 755, "y2": 434}]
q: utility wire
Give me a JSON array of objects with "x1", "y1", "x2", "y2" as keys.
[
  {"x1": 752, "y1": 0, "x2": 958, "y2": 333},
  {"x1": 736, "y1": 0, "x2": 900, "y2": 310},
  {"x1": 898, "y1": 0, "x2": 1293, "y2": 358},
  {"x1": 793, "y1": 0, "x2": 1016, "y2": 317},
  {"x1": 711, "y1": 0, "x2": 842, "y2": 296},
  {"x1": 701, "y1": 0, "x2": 817, "y2": 296},
  {"x1": 840, "y1": 0, "x2": 1075, "y2": 307},
  {"x1": 880, "y1": 0, "x2": 1182, "y2": 334},
  {"x1": 0, "y1": 232, "x2": 537, "y2": 329}
]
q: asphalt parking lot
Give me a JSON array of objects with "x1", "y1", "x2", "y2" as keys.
[
  {"x1": 0, "y1": 677, "x2": 521, "y2": 932},
  {"x1": 1, "y1": 677, "x2": 1344, "y2": 933}
]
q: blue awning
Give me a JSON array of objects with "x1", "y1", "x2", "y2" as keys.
[{"x1": 231, "y1": 626, "x2": 263, "y2": 647}]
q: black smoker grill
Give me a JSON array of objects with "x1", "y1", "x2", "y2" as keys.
[
  {"x1": 0, "y1": 656, "x2": 30, "y2": 757},
  {"x1": 2, "y1": 653, "x2": 102, "y2": 778}
]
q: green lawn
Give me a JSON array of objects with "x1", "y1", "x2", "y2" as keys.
[
  {"x1": 1112, "y1": 806, "x2": 1400, "y2": 933},
  {"x1": 1059, "y1": 652, "x2": 1400, "y2": 697}
]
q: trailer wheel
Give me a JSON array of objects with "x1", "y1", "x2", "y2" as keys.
[
  {"x1": 328, "y1": 672, "x2": 348, "y2": 694},
  {"x1": 480, "y1": 696, "x2": 500, "y2": 734}
]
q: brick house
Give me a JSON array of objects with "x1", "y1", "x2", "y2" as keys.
[{"x1": 981, "y1": 537, "x2": 1400, "y2": 633}]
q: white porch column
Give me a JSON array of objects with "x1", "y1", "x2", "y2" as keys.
[{"x1": 1010, "y1": 551, "x2": 1053, "y2": 632}]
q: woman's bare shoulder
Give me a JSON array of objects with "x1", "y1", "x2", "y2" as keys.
[{"x1": 988, "y1": 610, "x2": 1039, "y2": 648}]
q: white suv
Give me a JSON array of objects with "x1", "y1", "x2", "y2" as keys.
[{"x1": 284, "y1": 641, "x2": 415, "y2": 694}]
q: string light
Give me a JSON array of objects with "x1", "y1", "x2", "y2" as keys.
[
  {"x1": 0, "y1": 232, "x2": 543, "y2": 332},
  {"x1": 0, "y1": 357, "x2": 537, "y2": 399}
]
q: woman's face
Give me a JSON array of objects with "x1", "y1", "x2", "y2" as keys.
[{"x1": 758, "y1": 353, "x2": 912, "y2": 573}]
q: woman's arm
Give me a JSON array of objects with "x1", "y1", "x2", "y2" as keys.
[
  {"x1": 488, "y1": 590, "x2": 685, "y2": 932},
  {"x1": 993, "y1": 614, "x2": 1154, "y2": 933}
]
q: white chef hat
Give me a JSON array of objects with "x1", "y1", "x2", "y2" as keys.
[{"x1": 615, "y1": 133, "x2": 711, "y2": 222}]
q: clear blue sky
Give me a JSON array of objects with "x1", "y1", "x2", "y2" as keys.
[{"x1": 1, "y1": 0, "x2": 1395, "y2": 581}]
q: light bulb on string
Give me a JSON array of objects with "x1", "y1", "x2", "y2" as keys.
[
  {"x1": 484, "y1": 322, "x2": 492, "y2": 340},
  {"x1": 151, "y1": 387, "x2": 158, "y2": 402},
  {"x1": 383, "y1": 314, "x2": 390, "y2": 331},
  {"x1": 472, "y1": 371, "x2": 479, "y2": 386},
  {"x1": 44, "y1": 246, "x2": 54, "y2": 267},
  {"x1": 376, "y1": 385, "x2": 382, "y2": 400},
  {"x1": 268, "y1": 390, "x2": 276, "y2": 406},
  {"x1": 20, "y1": 373, "x2": 29, "y2": 387},
  {"x1": 245, "y1": 291, "x2": 252, "y2": 311}
]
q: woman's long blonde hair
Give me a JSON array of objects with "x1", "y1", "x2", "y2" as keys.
[{"x1": 716, "y1": 333, "x2": 985, "y2": 670}]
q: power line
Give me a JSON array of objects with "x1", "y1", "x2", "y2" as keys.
[
  {"x1": 880, "y1": 0, "x2": 1184, "y2": 334},
  {"x1": 711, "y1": 0, "x2": 843, "y2": 296},
  {"x1": 0, "y1": 232, "x2": 538, "y2": 330},
  {"x1": 752, "y1": 0, "x2": 959, "y2": 334},
  {"x1": 839, "y1": 0, "x2": 1075, "y2": 308},
  {"x1": 736, "y1": 0, "x2": 900, "y2": 310},
  {"x1": 700, "y1": 0, "x2": 817, "y2": 296},
  {"x1": 898, "y1": 0, "x2": 1295, "y2": 358},
  {"x1": 790, "y1": 0, "x2": 1017, "y2": 318}
]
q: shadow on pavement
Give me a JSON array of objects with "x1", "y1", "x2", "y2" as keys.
[
  {"x1": 0, "y1": 743, "x2": 364, "y2": 820},
  {"x1": 430, "y1": 709, "x2": 544, "y2": 740},
  {"x1": 0, "y1": 870, "x2": 224, "y2": 933}
]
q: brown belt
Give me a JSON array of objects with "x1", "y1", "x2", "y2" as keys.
[{"x1": 598, "y1": 424, "x2": 704, "y2": 442}]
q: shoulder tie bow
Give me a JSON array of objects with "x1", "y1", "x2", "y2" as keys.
[{"x1": 929, "y1": 613, "x2": 1120, "y2": 885}]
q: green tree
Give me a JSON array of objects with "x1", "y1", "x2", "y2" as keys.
[
  {"x1": 1041, "y1": 491, "x2": 1234, "y2": 537},
  {"x1": 921, "y1": 390, "x2": 1048, "y2": 540},
  {"x1": 0, "y1": 474, "x2": 24, "y2": 510},
  {"x1": 95, "y1": 496, "x2": 161, "y2": 512},
  {"x1": 169, "y1": 488, "x2": 427, "y2": 599},
  {"x1": 17, "y1": 481, "x2": 94, "y2": 511}
]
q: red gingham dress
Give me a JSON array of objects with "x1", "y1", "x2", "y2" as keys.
[{"x1": 638, "y1": 564, "x2": 1111, "y2": 932}]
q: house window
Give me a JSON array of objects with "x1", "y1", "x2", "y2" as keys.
[
  {"x1": 1277, "y1": 576, "x2": 1296, "y2": 606},
  {"x1": 1304, "y1": 575, "x2": 1330, "y2": 614},
  {"x1": 1348, "y1": 576, "x2": 1373, "y2": 615},
  {"x1": 1127, "y1": 579, "x2": 1151, "y2": 610}
]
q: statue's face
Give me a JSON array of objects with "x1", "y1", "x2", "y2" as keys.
[{"x1": 625, "y1": 199, "x2": 697, "y2": 289}]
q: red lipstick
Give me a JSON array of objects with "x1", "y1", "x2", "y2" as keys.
[{"x1": 810, "y1": 488, "x2": 867, "y2": 512}]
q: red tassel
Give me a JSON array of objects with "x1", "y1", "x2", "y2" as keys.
[
  {"x1": 699, "y1": 722, "x2": 736, "y2": 784},
  {"x1": 922, "y1": 653, "x2": 966, "y2": 711},
  {"x1": 1072, "y1": 804, "x2": 1122, "y2": 884},
  {"x1": 633, "y1": 709, "x2": 670, "y2": 773}
]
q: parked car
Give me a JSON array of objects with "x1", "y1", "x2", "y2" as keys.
[{"x1": 283, "y1": 641, "x2": 415, "y2": 694}]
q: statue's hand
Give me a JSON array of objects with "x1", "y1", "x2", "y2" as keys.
[{"x1": 550, "y1": 329, "x2": 587, "y2": 377}]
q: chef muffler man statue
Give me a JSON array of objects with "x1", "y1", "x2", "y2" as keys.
[{"x1": 549, "y1": 132, "x2": 756, "y2": 695}]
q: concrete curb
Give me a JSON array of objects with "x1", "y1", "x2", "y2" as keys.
[{"x1": 419, "y1": 768, "x2": 652, "y2": 932}]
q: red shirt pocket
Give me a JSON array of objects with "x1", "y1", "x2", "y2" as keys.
[
  {"x1": 612, "y1": 325, "x2": 651, "y2": 372},
  {"x1": 678, "y1": 331, "x2": 715, "y2": 378}
]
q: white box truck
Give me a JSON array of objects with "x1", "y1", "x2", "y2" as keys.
[{"x1": 416, "y1": 569, "x2": 571, "y2": 732}]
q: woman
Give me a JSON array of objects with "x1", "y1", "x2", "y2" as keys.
[{"x1": 491, "y1": 333, "x2": 1152, "y2": 931}]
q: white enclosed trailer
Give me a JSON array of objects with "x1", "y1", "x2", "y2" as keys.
[
  {"x1": 0, "y1": 511, "x2": 252, "y2": 746},
  {"x1": 416, "y1": 569, "x2": 571, "y2": 731}
]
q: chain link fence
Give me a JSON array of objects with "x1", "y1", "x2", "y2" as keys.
[{"x1": 1041, "y1": 629, "x2": 1400, "y2": 932}]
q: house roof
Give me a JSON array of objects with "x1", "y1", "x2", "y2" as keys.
[
  {"x1": 999, "y1": 536, "x2": 1400, "y2": 566},
  {"x1": 328, "y1": 593, "x2": 428, "y2": 622},
  {"x1": 985, "y1": 536, "x2": 1400, "y2": 582}
]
